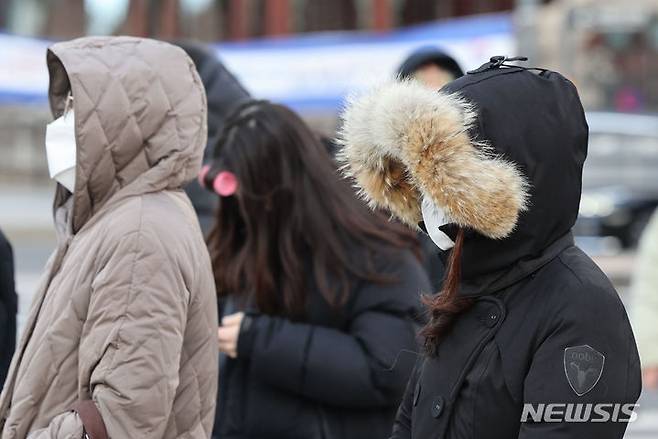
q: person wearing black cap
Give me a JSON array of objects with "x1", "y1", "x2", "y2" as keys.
[
  {"x1": 397, "y1": 46, "x2": 464, "y2": 90},
  {"x1": 339, "y1": 57, "x2": 641, "y2": 439}
]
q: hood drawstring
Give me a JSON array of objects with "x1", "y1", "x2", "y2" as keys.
[{"x1": 467, "y1": 55, "x2": 529, "y2": 74}]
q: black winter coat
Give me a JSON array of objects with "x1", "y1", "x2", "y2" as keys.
[
  {"x1": 213, "y1": 249, "x2": 430, "y2": 439},
  {"x1": 0, "y1": 230, "x2": 17, "y2": 389},
  {"x1": 391, "y1": 235, "x2": 641, "y2": 439},
  {"x1": 390, "y1": 66, "x2": 642, "y2": 438}
]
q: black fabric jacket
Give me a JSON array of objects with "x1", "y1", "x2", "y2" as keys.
[
  {"x1": 391, "y1": 66, "x2": 642, "y2": 439},
  {"x1": 213, "y1": 249, "x2": 430, "y2": 439},
  {"x1": 0, "y1": 229, "x2": 16, "y2": 390},
  {"x1": 177, "y1": 42, "x2": 252, "y2": 234}
]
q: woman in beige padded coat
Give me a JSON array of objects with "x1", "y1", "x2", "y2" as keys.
[{"x1": 0, "y1": 37, "x2": 218, "y2": 438}]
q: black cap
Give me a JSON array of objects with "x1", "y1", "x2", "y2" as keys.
[{"x1": 397, "y1": 47, "x2": 464, "y2": 80}]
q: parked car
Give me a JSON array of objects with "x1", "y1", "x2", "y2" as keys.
[{"x1": 574, "y1": 112, "x2": 658, "y2": 252}]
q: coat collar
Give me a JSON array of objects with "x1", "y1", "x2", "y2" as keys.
[{"x1": 444, "y1": 232, "x2": 575, "y2": 297}]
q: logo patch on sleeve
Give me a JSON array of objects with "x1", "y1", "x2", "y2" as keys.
[{"x1": 563, "y1": 345, "x2": 605, "y2": 396}]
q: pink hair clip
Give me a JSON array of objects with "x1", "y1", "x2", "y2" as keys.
[
  {"x1": 198, "y1": 164, "x2": 239, "y2": 197},
  {"x1": 213, "y1": 171, "x2": 239, "y2": 197}
]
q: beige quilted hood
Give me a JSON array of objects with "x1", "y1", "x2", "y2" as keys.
[
  {"x1": 0, "y1": 37, "x2": 217, "y2": 439},
  {"x1": 47, "y1": 36, "x2": 207, "y2": 233}
]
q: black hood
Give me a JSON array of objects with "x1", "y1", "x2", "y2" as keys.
[
  {"x1": 339, "y1": 59, "x2": 588, "y2": 296},
  {"x1": 177, "y1": 41, "x2": 251, "y2": 160},
  {"x1": 439, "y1": 65, "x2": 588, "y2": 294}
]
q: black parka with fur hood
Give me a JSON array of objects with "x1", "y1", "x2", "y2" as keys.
[{"x1": 338, "y1": 61, "x2": 642, "y2": 439}]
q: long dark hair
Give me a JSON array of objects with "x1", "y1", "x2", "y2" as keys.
[{"x1": 204, "y1": 101, "x2": 418, "y2": 318}]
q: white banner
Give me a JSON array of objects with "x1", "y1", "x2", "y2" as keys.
[{"x1": 0, "y1": 13, "x2": 514, "y2": 111}]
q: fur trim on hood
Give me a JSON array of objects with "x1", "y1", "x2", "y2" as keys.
[{"x1": 336, "y1": 80, "x2": 529, "y2": 239}]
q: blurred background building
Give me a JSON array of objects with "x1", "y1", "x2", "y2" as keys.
[
  {"x1": 0, "y1": 1, "x2": 657, "y2": 436},
  {"x1": 1, "y1": 0, "x2": 657, "y2": 169},
  {"x1": 4, "y1": 0, "x2": 525, "y2": 40}
]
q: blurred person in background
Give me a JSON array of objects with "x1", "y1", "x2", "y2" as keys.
[
  {"x1": 0, "y1": 228, "x2": 16, "y2": 390},
  {"x1": 201, "y1": 101, "x2": 430, "y2": 439},
  {"x1": 631, "y1": 209, "x2": 658, "y2": 389},
  {"x1": 339, "y1": 59, "x2": 641, "y2": 439},
  {"x1": 0, "y1": 37, "x2": 218, "y2": 438},
  {"x1": 177, "y1": 41, "x2": 252, "y2": 235},
  {"x1": 396, "y1": 47, "x2": 465, "y2": 290},
  {"x1": 397, "y1": 46, "x2": 464, "y2": 90}
]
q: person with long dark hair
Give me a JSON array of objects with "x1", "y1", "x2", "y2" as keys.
[
  {"x1": 339, "y1": 58, "x2": 642, "y2": 439},
  {"x1": 200, "y1": 101, "x2": 430, "y2": 439}
]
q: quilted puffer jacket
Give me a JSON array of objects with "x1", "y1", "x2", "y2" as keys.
[{"x1": 0, "y1": 37, "x2": 218, "y2": 438}]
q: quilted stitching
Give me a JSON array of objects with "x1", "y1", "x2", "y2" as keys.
[
  {"x1": 0, "y1": 37, "x2": 215, "y2": 439},
  {"x1": 48, "y1": 36, "x2": 207, "y2": 233}
]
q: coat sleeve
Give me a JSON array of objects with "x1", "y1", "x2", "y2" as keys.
[
  {"x1": 28, "y1": 227, "x2": 190, "y2": 439},
  {"x1": 631, "y1": 210, "x2": 658, "y2": 368},
  {"x1": 517, "y1": 279, "x2": 642, "y2": 439},
  {"x1": 389, "y1": 359, "x2": 421, "y2": 439},
  {"x1": 237, "y1": 252, "x2": 428, "y2": 408}
]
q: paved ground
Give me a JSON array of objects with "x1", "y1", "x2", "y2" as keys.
[{"x1": 1, "y1": 185, "x2": 656, "y2": 437}]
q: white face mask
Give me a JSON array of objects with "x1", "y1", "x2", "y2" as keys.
[
  {"x1": 45, "y1": 110, "x2": 77, "y2": 193},
  {"x1": 420, "y1": 196, "x2": 455, "y2": 250}
]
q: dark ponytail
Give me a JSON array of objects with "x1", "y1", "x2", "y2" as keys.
[{"x1": 420, "y1": 228, "x2": 474, "y2": 355}]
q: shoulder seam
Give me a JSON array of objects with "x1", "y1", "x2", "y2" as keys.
[{"x1": 557, "y1": 252, "x2": 584, "y2": 286}]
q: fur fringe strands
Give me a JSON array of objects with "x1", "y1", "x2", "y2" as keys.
[{"x1": 336, "y1": 80, "x2": 529, "y2": 239}]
